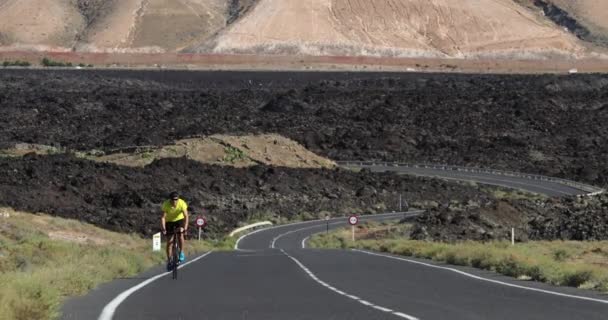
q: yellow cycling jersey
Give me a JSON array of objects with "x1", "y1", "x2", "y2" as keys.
[{"x1": 161, "y1": 198, "x2": 188, "y2": 222}]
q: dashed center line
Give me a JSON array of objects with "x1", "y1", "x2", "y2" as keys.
[{"x1": 281, "y1": 249, "x2": 420, "y2": 320}]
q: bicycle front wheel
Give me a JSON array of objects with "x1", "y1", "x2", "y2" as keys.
[{"x1": 172, "y1": 242, "x2": 179, "y2": 280}]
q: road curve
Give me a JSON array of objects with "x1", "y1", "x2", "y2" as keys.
[
  {"x1": 340, "y1": 164, "x2": 592, "y2": 197},
  {"x1": 61, "y1": 171, "x2": 608, "y2": 320}
]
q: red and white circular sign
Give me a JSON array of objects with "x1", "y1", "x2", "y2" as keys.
[
  {"x1": 348, "y1": 215, "x2": 359, "y2": 225},
  {"x1": 196, "y1": 217, "x2": 207, "y2": 228}
]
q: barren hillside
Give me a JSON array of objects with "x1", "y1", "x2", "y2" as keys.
[
  {"x1": 201, "y1": 0, "x2": 586, "y2": 58},
  {"x1": 0, "y1": 0, "x2": 255, "y2": 52},
  {"x1": 0, "y1": 0, "x2": 83, "y2": 50},
  {"x1": 0, "y1": 0, "x2": 607, "y2": 59}
]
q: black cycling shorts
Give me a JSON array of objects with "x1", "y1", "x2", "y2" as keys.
[{"x1": 165, "y1": 220, "x2": 185, "y2": 237}]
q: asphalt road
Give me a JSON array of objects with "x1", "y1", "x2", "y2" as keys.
[
  {"x1": 343, "y1": 165, "x2": 590, "y2": 197},
  {"x1": 62, "y1": 172, "x2": 608, "y2": 320}
]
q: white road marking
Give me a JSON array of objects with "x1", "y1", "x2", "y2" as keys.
[
  {"x1": 298, "y1": 212, "x2": 422, "y2": 249},
  {"x1": 235, "y1": 225, "x2": 276, "y2": 250},
  {"x1": 236, "y1": 211, "x2": 419, "y2": 250},
  {"x1": 281, "y1": 249, "x2": 420, "y2": 320},
  {"x1": 353, "y1": 249, "x2": 608, "y2": 305},
  {"x1": 301, "y1": 236, "x2": 310, "y2": 249},
  {"x1": 235, "y1": 217, "x2": 346, "y2": 250},
  {"x1": 274, "y1": 212, "x2": 422, "y2": 249},
  {"x1": 98, "y1": 251, "x2": 213, "y2": 320},
  {"x1": 271, "y1": 222, "x2": 342, "y2": 248}
]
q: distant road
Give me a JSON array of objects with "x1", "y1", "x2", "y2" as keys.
[
  {"x1": 62, "y1": 171, "x2": 608, "y2": 320},
  {"x1": 337, "y1": 163, "x2": 595, "y2": 197}
]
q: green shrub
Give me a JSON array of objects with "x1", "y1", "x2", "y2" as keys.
[
  {"x1": 2, "y1": 60, "x2": 31, "y2": 67},
  {"x1": 562, "y1": 270, "x2": 593, "y2": 287},
  {"x1": 552, "y1": 249, "x2": 570, "y2": 262},
  {"x1": 41, "y1": 57, "x2": 72, "y2": 67},
  {"x1": 223, "y1": 146, "x2": 247, "y2": 163}
]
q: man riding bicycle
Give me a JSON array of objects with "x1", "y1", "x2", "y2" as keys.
[{"x1": 161, "y1": 191, "x2": 189, "y2": 271}]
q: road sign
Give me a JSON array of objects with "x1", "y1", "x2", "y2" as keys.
[
  {"x1": 196, "y1": 217, "x2": 207, "y2": 228},
  {"x1": 348, "y1": 215, "x2": 359, "y2": 225}
]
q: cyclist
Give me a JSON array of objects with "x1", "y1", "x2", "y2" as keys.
[{"x1": 161, "y1": 191, "x2": 189, "y2": 271}]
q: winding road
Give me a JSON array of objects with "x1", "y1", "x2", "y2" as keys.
[{"x1": 62, "y1": 167, "x2": 608, "y2": 320}]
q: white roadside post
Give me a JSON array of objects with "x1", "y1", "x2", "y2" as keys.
[
  {"x1": 399, "y1": 194, "x2": 402, "y2": 211},
  {"x1": 511, "y1": 228, "x2": 515, "y2": 246},
  {"x1": 348, "y1": 215, "x2": 359, "y2": 242},
  {"x1": 325, "y1": 214, "x2": 330, "y2": 234},
  {"x1": 152, "y1": 232, "x2": 161, "y2": 252},
  {"x1": 196, "y1": 216, "x2": 207, "y2": 241}
]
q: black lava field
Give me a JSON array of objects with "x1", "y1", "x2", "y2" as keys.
[
  {"x1": 0, "y1": 153, "x2": 491, "y2": 236},
  {"x1": 1, "y1": 70, "x2": 607, "y2": 237},
  {"x1": 2, "y1": 70, "x2": 607, "y2": 185}
]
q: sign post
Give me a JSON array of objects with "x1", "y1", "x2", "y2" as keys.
[
  {"x1": 348, "y1": 215, "x2": 359, "y2": 242},
  {"x1": 325, "y1": 215, "x2": 330, "y2": 234},
  {"x1": 195, "y1": 216, "x2": 207, "y2": 241},
  {"x1": 153, "y1": 232, "x2": 161, "y2": 252}
]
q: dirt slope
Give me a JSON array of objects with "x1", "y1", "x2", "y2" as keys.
[
  {"x1": 77, "y1": 0, "x2": 233, "y2": 52},
  {"x1": 202, "y1": 0, "x2": 585, "y2": 58},
  {"x1": 0, "y1": 0, "x2": 250, "y2": 52},
  {"x1": 0, "y1": 0, "x2": 83, "y2": 50},
  {"x1": 2, "y1": 135, "x2": 336, "y2": 169}
]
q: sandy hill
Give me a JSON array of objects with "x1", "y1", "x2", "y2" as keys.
[
  {"x1": 0, "y1": 0, "x2": 83, "y2": 50},
  {"x1": 0, "y1": 0, "x2": 255, "y2": 52},
  {"x1": 201, "y1": 0, "x2": 588, "y2": 58},
  {"x1": 0, "y1": 0, "x2": 606, "y2": 59},
  {"x1": 77, "y1": 0, "x2": 231, "y2": 52}
]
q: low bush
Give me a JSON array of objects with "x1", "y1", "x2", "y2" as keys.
[
  {"x1": 41, "y1": 58, "x2": 72, "y2": 67},
  {"x1": 2, "y1": 60, "x2": 31, "y2": 67}
]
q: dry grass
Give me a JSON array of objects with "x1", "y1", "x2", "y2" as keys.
[
  {"x1": 309, "y1": 223, "x2": 608, "y2": 293},
  {"x1": 0, "y1": 207, "x2": 231, "y2": 320}
]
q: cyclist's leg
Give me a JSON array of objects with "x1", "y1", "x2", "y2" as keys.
[
  {"x1": 178, "y1": 220, "x2": 186, "y2": 261},
  {"x1": 167, "y1": 234, "x2": 175, "y2": 260},
  {"x1": 166, "y1": 222, "x2": 176, "y2": 260}
]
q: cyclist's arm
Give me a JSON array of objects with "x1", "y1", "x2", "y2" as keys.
[
  {"x1": 183, "y1": 208, "x2": 189, "y2": 232},
  {"x1": 161, "y1": 211, "x2": 167, "y2": 234}
]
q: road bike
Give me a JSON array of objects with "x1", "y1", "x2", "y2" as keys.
[{"x1": 167, "y1": 228, "x2": 184, "y2": 280}]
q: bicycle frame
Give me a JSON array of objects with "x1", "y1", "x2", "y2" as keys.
[{"x1": 168, "y1": 229, "x2": 183, "y2": 280}]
